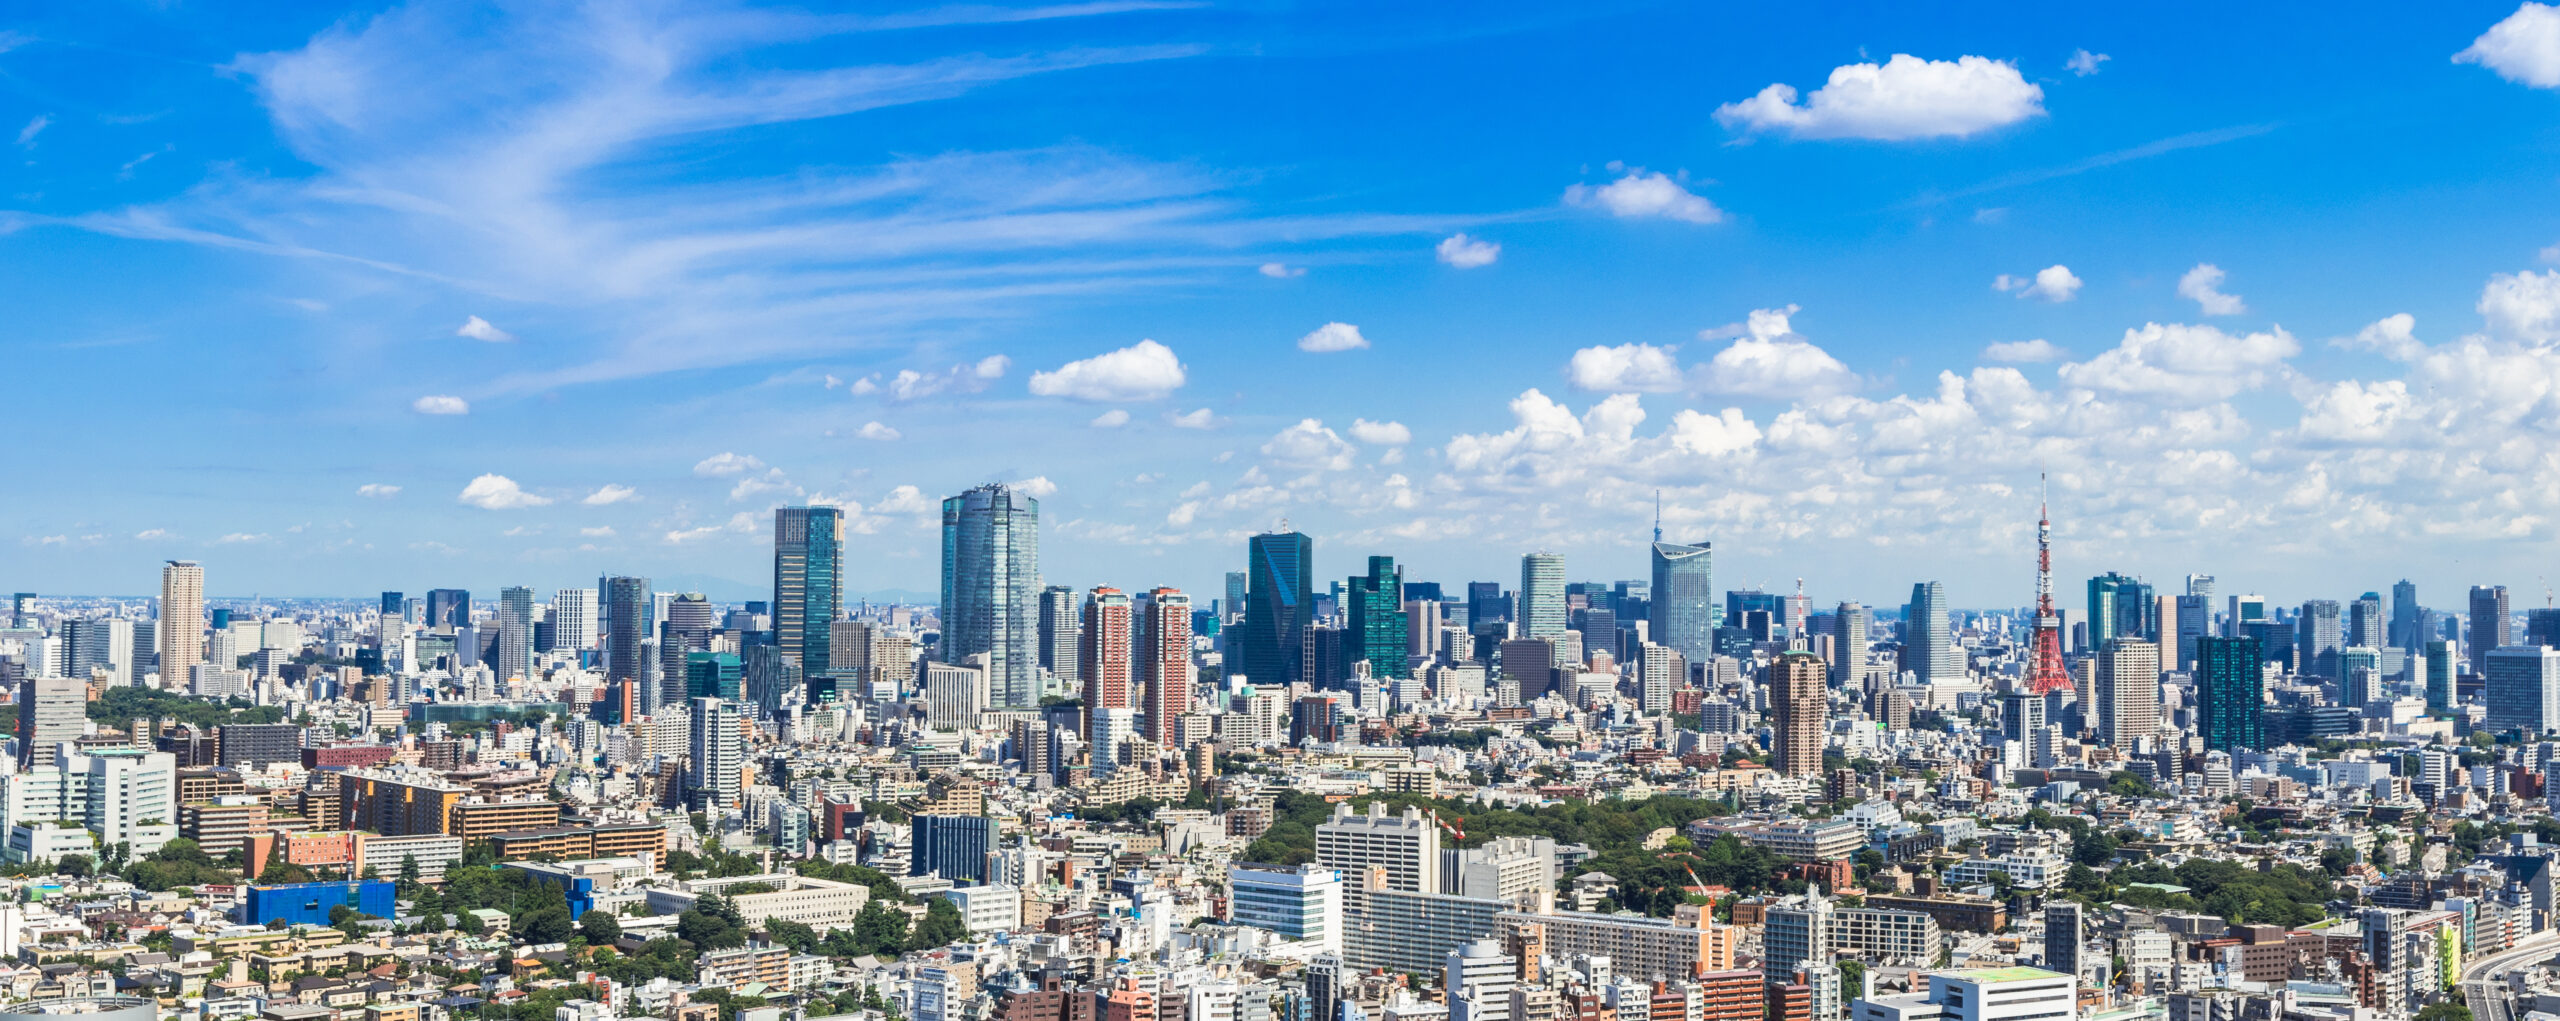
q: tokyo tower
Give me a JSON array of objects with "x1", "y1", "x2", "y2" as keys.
[{"x1": 2027, "y1": 477, "x2": 2074, "y2": 695}]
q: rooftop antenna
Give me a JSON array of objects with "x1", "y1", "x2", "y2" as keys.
[{"x1": 1652, "y1": 490, "x2": 1662, "y2": 543}]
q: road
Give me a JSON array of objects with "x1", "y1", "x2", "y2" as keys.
[{"x1": 2463, "y1": 932, "x2": 2560, "y2": 1021}]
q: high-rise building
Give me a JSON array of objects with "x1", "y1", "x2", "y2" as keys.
[
  {"x1": 1080, "y1": 588, "x2": 1134, "y2": 713},
  {"x1": 2087, "y1": 573, "x2": 2154, "y2": 646},
  {"x1": 1769, "y1": 651, "x2": 1826, "y2": 777},
  {"x1": 1229, "y1": 863, "x2": 1344, "y2": 952},
  {"x1": 1467, "y1": 582, "x2": 1507, "y2": 629},
  {"x1": 2344, "y1": 592, "x2": 2383, "y2": 651},
  {"x1": 1828, "y1": 602, "x2": 1868, "y2": 685},
  {"x1": 919, "y1": 661, "x2": 988, "y2": 730},
  {"x1": 2297, "y1": 600, "x2": 2344, "y2": 680},
  {"x1": 1315, "y1": 802, "x2": 1440, "y2": 893},
  {"x1": 2390, "y1": 579, "x2": 2423, "y2": 652},
  {"x1": 1761, "y1": 891, "x2": 1831, "y2": 981},
  {"x1": 425, "y1": 588, "x2": 471, "y2": 630},
  {"x1": 551, "y1": 588, "x2": 596, "y2": 653},
  {"x1": 1444, "y1": 939, "x2": 1516, "y2": 1021},
  {"x1": 157, "y1": 560, "x2": 204, "y2": 687},
  {"x1": 2485, "y1": 645, "x2": 2560, "y2": 736},
  {"x1": 1637, "y1": 642, "x2": 1685, "y2": 714},
  {"x1": 1139, "y1": 588, "x2": 1192, "y2": 744},
  {"x1": 604, "y1": 577, "x2": 652, "y2": 700},
  {"x1": 2095, "y1": 638, "x2": 2161, "y2": 748},
  {"x1": 2043, "y1": 902, "x2": 2083, "y2": 983},
  {"x1": 62, "y1": 617, "x2": 133, "y2": 688},
  {"x1": 1648, "y1": 541, "x2": 1714, "y2": 664},
  {"x1": 1518, "y1": 553, "x2": 1565, "y2": 639},
  {"x1": 911, "y1": 814, "x2": 995, "y2": 883},
  {"x1": 663, "y1": 594, "x2": 716, "y2": 652},
  {"x1": 773, "y1": 507, "x2": 844, "y2": 675},
  {"x1": 2473, "y1": 585, "x2": 2514, "y2": 679},
  {"x1": 1904, "y1": 582, "x2": 1958, "y2": 684},
  {"x1": 942, "y1": 483, "x2": 1041, "y2": 708},
  {"x1": 1239, "y1": 530, "x2": 1315, "y2": 685},
  {"x1": 496, "y1": 586, "x2": 534, "y2": 680},
  {"x1": 2194, "y1": 636, "x2": 2265, "y2": 752},
  {"x1": 1497, "y1": 637, "x2": 1557, "y2": 703},
  {"x1": 16, "y1": 675, "x2": 85, "y2": 770},
  {"x1": 2426, "y1": 640, "x2": 2456, "y2": 716},
  {"x1": 1038, "y1": 585, "x2": 1080, "y2": 682},
  {"x1": 685, "y1": 651, "x2": 743, "y2": 700},
  {"x1": 1347, "y1": 557, "x2": 1408, "y2": 679},
  {"x1": 686, "y1": 697, "x2": 744, "y2": 809},
  {"x1": 1224, "y1": 572, "x2": 1249, "y2": 624}
]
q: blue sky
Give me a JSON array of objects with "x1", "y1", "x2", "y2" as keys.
[{"x1": 12, "y1": 1, "x2": 2560, "y2": 612}]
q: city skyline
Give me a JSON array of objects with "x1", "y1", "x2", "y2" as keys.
[{"x1": 18, "y1": 4, "x2": 2560, "y2": 602}]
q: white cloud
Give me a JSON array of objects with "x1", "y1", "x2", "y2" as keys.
[
  {"x1": 2480, "y1": 269, "x2": 2560, "y2": 343},
  {"x1": 1297, "y1": 322, "x2": 1369, "y2": 353},
  {"x1": 456, "y1": 315, "x2": 514, "y2": 342},
  {"x1": 1028, "y1": 339, "x2": 1186, "y2": 401},
  {"x1": 1436, "y1": 233, "x2": 1500, "y2": 268},
  {"x1": 1090, "y1": 409, "x2": 1131, "y2": 428},
  {"x1": 850, "y1": 355, "x2": 1013, "y2": 402},
  {"x1": 693, "y1": 452, "x2": 765, "y2": 477},
  {"x1": 664, "y1": 512, "x2": 758, "y2": 544},
  {"x1": 1568, "y1": 343, "x2": 1687, "y2": 393},
  {"x1": 729, "y1": 469, "x2": 798, "y2": 503},
  {"x1": 2067, "y1": 49, "x2": 2110, "y2": 76},
  {"x1": 582, "y1": 484, "x2": 639, "y2": 505},
  {"x1": 1262, "y1": 419, "x2": 1357, "y2": 471},
  {"x1": 1667, "y1": 408, "x2": 1764, "y2": 458},
  {"x1": 2177, "y1": 263, "x2": 2246, "y2": 316},
  {"x1": 875, "y1": 485, "x2": 933, "y2": 515},
  {"x1": 16, "y1": 115, "x2": 48, "y2": 147},
  {"x1": 357, "y1": 483, "x2": 402, "y2": 498},
  {"x1": 458, "y1": 473, "x2": 551, "y2": 509},
  {"x1": 1994, "y1": 264, "x2": 2082, "y2": 302},
  {"x1": 1014, "y1": 476, "x2": 1058, "y2": 498},
  {"x1": 412, "y1": 394, "x2": 469, "y2": 415},
  {"x1": 1694, "y1": 305, "x2": 1857, "y2": 398},
  {"x1": 134, "y1": 529, "x2": 170, "y2": 540},
  {"x1": 1259, "y1": 262, "x2": 1305, "y2": 278},
  {"x1": 1981, "y1": 339, "x2": 2065, "y2": 364},
  {"x1": 1167, "y1": 408, "x2": 1218, "y2": 429},
  {"x1": 2458, "y1": 3, "x2": 2560, "y2": 87},
  {"x1": 1714, "y1": 54, "x2": 2045, "y2": 141},
  {"x1": 580, "y1": 525, "x2": 616, "y2": 537},
  {"x1": 1349, "y1": 419, "x2": 1412, "y2": 446},
  {"x1": 856, "y1": 421, "x2": 901, "y2": 440},
  {"x1": 1563, "y1": 171, "x2": 1723, "y2": 224},
  {"x1": 217, "y1": 532, "x2": 269, "y2": 544},
  {"x1": 2336, "y1": 313, "x2": 2424, "y2": 361},
  {"x1": 2058, "y1": 322, "x2": 2299, "y2": 402}
]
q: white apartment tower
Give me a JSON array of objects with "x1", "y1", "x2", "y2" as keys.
[{"x1": 1316, "y1": 802, "x2": 1441, "y2": 894}]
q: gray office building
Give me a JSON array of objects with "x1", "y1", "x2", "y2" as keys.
[
  {"x1": 1647, "y1": 541, "x2": 1713, "y2": 665},
  {"x1": 941, "y1": 483, "x2": 1041, "y2": 708}
]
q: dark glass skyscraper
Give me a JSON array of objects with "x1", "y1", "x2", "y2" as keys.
[
  {"x1": 425, "y1": 588, "x2": 471, "y2": 630},
  {"x1": 1237, "y1": 530, "x2": 1313, "y2": 686},
  {"x1": 2389, "y1": 579, "x2": 2422, "y2": 652},
  {"x1": 604, "y1": 576, "x2": 653, "y2": 695},
  {"x1": 910, "y1": 814, "x2": 995, "y2": 882},
  {"x1": 379, "y1": 592, "x2": 404, "y2": 618},
  {"x1": 2195, "y1": 636, "x2": 2264, "y2": 750},
  {"x1": 2472, "y1": 584, "x2": 2513, "y2": 679},
  {"x1": 2086, "y1": 572, "x2": 2154, "y2": 646},
  {"x1": 1346, "y1": 555, "x2": 1407, "y2": 679},
  {"x1": 1648, "y1": 541, "x2": 1713, "y2": 664},
  {"x1": 942, "y1": 483, "x2": 1041, "y2": 708},
  {"x1": 773, "y1": 506, "x2": 844, "y2": 676}
]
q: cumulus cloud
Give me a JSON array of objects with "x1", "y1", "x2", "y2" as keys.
[
  {"x1": 1090, "y1": 409, "x2": 1131, "y2": 428},
  {"x1": 456, "y1": 315, "x2": 513, "y2": 342},
  {"x1": 2058, "y1": 322, "x2": 2299, "y2": 402},
  {"x1": 1014, "y1": 476, "x2": 1058, "y2": 498},
  {"x1": 1981, "y1": 339, "x2": 2065, "y2": 364},
  {"x1": 412, "y1": 395, "x2": 469, "y2": 415},
  {"x1": 2458, "y1": 3, "x2": 2560, "y2": 87},
  {"x1": 582, "y1": 484, "x2": 638, "y2": 505},
  {"x1": 1714, "y1": 54, "x2": 2044, "y2": 140},
  {"x1": 1029, "y1": 339, "x2": 1186, "y2": 401},
  {"x1": 1167, "y1": 408, "x2": 1218, "y2": 429},
  {"x1": 134, "y1": 529, "x2": 170, "y2": 541},
  {"x1": 1297, "y1": 322, "x2": 1369, "y2": 353},
  {"x1": 1994, "y1": 264, "x2": 2082, "y2": 302},
  {"x1": 848, "y1": 355, "x2": 1011, "y2": 402},
  {"x1": 664, "y1": 512, "x2": 757, "y2": 545},
  {"x1": 1436, "y1": 233, "x2": 1501, "y2": 268},
  {"x1": 580, "y1": 525, "x2": 615, "y2": 537},
  {"x1": 357, "y1": 483, "x2": 402, "y2": 498},
  {"x1": 1694, "y1": 305, "x2": 1857, "y2": 398},
  {"x1": 217, "y1": 532, "x2": 269, "y2": 544},
  {"x1": 2480, "y1": 269, "x2": 2560, "y2": 343},
  {"x1": 729, "y1": 470, "x2": 798, "y2": 503},
  {"x1": 1262, "y1": 419, "x2": 1358, "y2": 471},
  {"x1": 1564, "y1": 171, "x2": 1723, "y2": 224},
  {"x1": 693, "y1": 452, "x2": 764, "y2": 477},
  {"x1": 856, "y1": 421, "x2": 901, "y2": 440},
  {"x1": 2067, "y1": 49, "x2": 2110, "y2": 76},
  {"x1": 2178, "y1": 263, "x2": 2246, "y2": 316},
  {"x1": 2337, "y1": 313, "x2": 2424, "y2": 361},
  {"x1": 458, "y1": 474, "x2": 551, "y2": 509},
  {"x1": 1349, "y1": 419, "x2": 1412, "y2": 446},
  {"x1": 1259, "y1": 262, "x2": 1305, "y2": 278},
  {"x1": 1567, "y1": 343, "x2": 1687, "y2": 393}
]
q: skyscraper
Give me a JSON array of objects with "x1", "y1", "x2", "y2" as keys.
[
  {"x1": 2043, "y1": 903, "x2": 2083, "y2": 983},
  {"x1": 1638, "y1": 642, "x2": 1685, "y2": 713},
  {"x1": 496, "y1": 586, "x2": 533, "y2": 681},
  {"x1": 1769, "y1": 651, "x2": 1827, "y2": 777},
  {"x1": 943, "y1": 483, "x2": 1041, "y2": 708},
  {"x1": 2086, "y1": 573, "x2": 2154, "y2": 646},
  {"x1": 2094, "y1": 638, "x2": 2161, "y2": 747},
  {"x1": 2485, "y1": 645, "x2": 2560, "y2": 736},
  {"x1": 911, "y1": 815, "x2": 996, "y2": 883},
  {"x1": 16, "y1": 676, "x2": 84, "y2": 770},
  {"x1": 773, "y1": 506, "x2": 844, "y2": 675},
  {"x1": 2390, "y1": 579, "x2": 2422, "y2": 652},
  {"x1": 1224, "y1": 572, "x2": 1249, "y2": 624},
  {"x1": 2173, "y1": 575, "x2": 2214, "y2": 670},
  {"x1": 2194, "y1": 636, "x2": 2265, "y2": 752},
  {"x1": 2472, "y1": 585, "x2": 2513, "y2": 679},
  {"x1": 2297, "y1": 600, "x2": 2343, "y2": 680},
  {"x1": 1037, "y1": 585, "x2": 1080, "y2": 683},
  {"x1": 1828, "y1": 601, "x2": 1868, "y2": 684},
  {"x1": 2348, "y1": 593, "x2": 2384, "y2": 650},
  {"x1": 1466, "y1": 582, "x2": 1506, "y2": 629},
  {"x1": 1648, "y1": 541, "x2": 1714, "y2": 665},
  {"x1": 1518, "y1": 552, "x2": 1565, "y2": 639},
  {"x1": 425, "y1": 588, "x2": 471, "y2": 630},
  {"x1": 2426, "y1": 640, "x2": 2456, "y2": 716},
  {"x1": 1080, "y1": 587, "x2": 1134, "y2": 713},
  {"x1": 551, "y1": 588, "x2": 596, "y2": 653},
  {"x1": 1239, "y1": 530, "x2": 1314, "y2": 685},
  {"x1": 1904, "y1": 581, "x2": 1958, "y2": 684},
  {"x1": 158, "y1": 560, "x2": 203, "y2": 687},
  {"x1": 1139, "y1": 587, "x2": 1192, "y2": 744},
  {"x1": 687, "y1": 696, "x2": 744, "y2": 809},
  {"x1": 604, "y1": 576, "x2": 653, "y2": 702},
  {"x1": 1346, "y1": 556, "x2": 1408, "y2": 679}
]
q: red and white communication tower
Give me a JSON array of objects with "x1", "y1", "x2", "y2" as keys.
[{"x1": 2027, "y1": 476, "x2": 2075, "y2": 695}]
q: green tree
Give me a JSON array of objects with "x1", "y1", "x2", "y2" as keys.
[
  {"x1": 907, "y1": 897, "x2": 968, "y2": 950},
  {"x1": 678, "y1": 894, "x2": 749, "y2": 950},
  {"x1": 456, "y1": 910, "x2": 487, "y2": 936},
  {"x1": 578, "y1": 910, "x2": 622, "y2": 944},
  {"x1": 766, "y1": 918, "x2": 822, "y2": 954},
  {"x1": 57, "y1": 855, "x2": 91, "y2": 879}
]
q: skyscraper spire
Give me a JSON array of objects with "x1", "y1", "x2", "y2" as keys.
[
  {"x1": 2028, "y1": 474, "x2": 2073, "y2": 695},
  {"x1": 1653, "y1": 489, "x2": 1662, "y2": 543}
]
